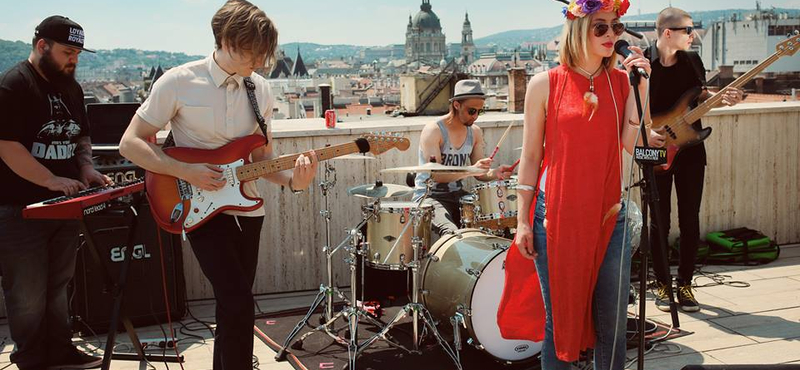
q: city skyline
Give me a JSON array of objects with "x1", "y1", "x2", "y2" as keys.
[{"x1": 1, "y1": 0, "x2": 798, "y2": 56}]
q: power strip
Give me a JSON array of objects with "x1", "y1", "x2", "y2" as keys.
[{"x1": 140, "y1": 338, "x2": 176, "y2": 350}]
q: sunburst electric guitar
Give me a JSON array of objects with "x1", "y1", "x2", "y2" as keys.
[
  {"x1": 146, "y1": 133, "x2": 410, "y2": 234},
  {"x1": 652, "y1": 32, "x2": 799, "y2": 173}
]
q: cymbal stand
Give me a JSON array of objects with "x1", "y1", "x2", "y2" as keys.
[
  {"x1": 341, "y1": 201, "x2": 409, "y2": 369},
  {"x1": 357, "y1": 178, "x2": 462, "y2": 370},
  {"x1": 278, "y1": 200, "x2": 407, "y2": 365},
  {"x1": 276, "y1": 161, "x2": 348, "y2": 360}
]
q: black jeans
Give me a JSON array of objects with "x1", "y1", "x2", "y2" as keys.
[
  {"x1": 421, "y1": 191, "x2": 468, "y2": 239},
  {"x1": 0, "y1": 205, "x2": 79, "y2": 370},
  {"x1": 649, "y1": 158, "x2": 705, "y2": 286},
  {"x1": 187, "y1": 214, "x2": 263, "y2": 370}
]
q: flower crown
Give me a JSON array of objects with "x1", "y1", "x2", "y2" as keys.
[{"x1": 562, "y1": 0, "x2": 631, "y2": 20}]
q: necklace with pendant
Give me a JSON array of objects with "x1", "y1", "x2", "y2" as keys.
[{"x1": 575, "y1": 65, "x2": 603, "y2": 121}]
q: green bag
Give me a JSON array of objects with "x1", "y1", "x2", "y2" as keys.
[{"x1": 705, "y1": 227, "x2": 780, "y2": 265}]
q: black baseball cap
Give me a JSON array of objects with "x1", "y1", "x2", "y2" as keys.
[{"x1": 34, "y1": 15, "x2": 95, "y2": 53}]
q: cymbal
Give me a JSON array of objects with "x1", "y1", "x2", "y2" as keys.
[
  {"x1": 347, "y1": 182, "x2": 414, "y2": 199},
  {"x1": 380, "y1": 162, "x2": 486, "y2": 176},
  {"x1": 333, "y1": 153, "x2": 376, "y2": 160}
]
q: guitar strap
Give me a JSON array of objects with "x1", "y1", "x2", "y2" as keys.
[
  {"x1": 162, "y1": 76, "x2": 269, "y2": 148},
  {"x1": 243, "y1": 76, "x2": 270, "y2": 147}
]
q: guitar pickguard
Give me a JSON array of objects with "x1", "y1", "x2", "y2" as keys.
[{"x1": 181, "y1": 159, "x2": 259, "y2": 229}]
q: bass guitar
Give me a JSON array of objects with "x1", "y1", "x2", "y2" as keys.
[{"x1": 651, "y1": 32, "x2": 799, "y2": 173}]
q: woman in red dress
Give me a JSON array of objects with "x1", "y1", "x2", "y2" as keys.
[{"x1": 498, "y1": 1, "x2": 664, "y2": 369}]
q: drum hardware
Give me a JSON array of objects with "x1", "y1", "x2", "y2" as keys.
[
  {"x1": 356, "y1": 177, "x2": 463, "y2": 370},
  {"x1": 450, "y1": 312, "x2": 467, "y2": 362},
  {"x1": 347, "y1": 181, "x2": 414, "y2": 199},
  {"x1": 276, "y1": 161, "x2": 348, "y2": 360},
  {"x1": 466, "y1": 338, "x2": 484, "y2": 351},
  {"x1": 466, "y1": 268, "x2": 482, "y2": 277},
  {"x1": 491, "y1": 242, "x2": 508, "y2": 251},
  {"x1": 276, "y1": 163, "x2": 399, "y2": 364}
]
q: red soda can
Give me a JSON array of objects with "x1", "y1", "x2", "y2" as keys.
[{"x1": 325, "y1": 109, "x2": 336, "y2": 128}]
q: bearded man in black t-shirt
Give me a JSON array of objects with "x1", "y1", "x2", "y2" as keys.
[
  {"x1": 646, "y1": 8, "x2": 744, "y2": 313},
  {"x1": 0, "y1": 16, "x2": 110, "y2": 370}
]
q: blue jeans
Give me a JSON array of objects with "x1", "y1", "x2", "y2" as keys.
[
  {"x1": 533, "y1": 193, "x2": 632, "y2": 370},
  {"x1": 0, "y1": 205, "x2": 80, "y2": 369}
]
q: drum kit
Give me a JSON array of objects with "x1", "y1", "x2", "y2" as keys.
[{"x1": 275, "y1": 156, "x2": 542, "y2": 369}]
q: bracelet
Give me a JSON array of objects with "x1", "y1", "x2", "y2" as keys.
[
  {"x1": 628, "y1": 120, "x2": 652, "y2": 129},
  {"x1": 516, "y1": 184, "x2": 536, "y2": 192},
  {"x1": 287, "y1": 177, "x2": 304, "y2": 194}
]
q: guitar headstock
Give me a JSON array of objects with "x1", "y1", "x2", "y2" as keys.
[
  {"x1": 360, "y1": 132, "x2": 411, "y2": 155},
  {"x1": 776, "y1": 31, "x2": 800, "y2": 57}
]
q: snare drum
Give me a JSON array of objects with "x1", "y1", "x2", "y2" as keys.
[
  {"x1": 365, "y1": 201, "x2": 432, "y2": 270},
  {"x1": 468, "y1": 178, "x2": 519, "y2": 230},
  {"x1": 422, "y1": 229, "x2": 541, "y2": 362}
]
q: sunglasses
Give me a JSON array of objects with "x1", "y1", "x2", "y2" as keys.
[
  {"x1": 466, "y1": 107, "x2": 484, "y2": 116},
  {"x1": 593, "y1": 22, "x2": 626, "y2": 37},
  {"x1": 668, "y1": 26, "x2": 695, "y2": 35}
]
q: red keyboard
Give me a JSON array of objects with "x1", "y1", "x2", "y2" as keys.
[{"x1": 23, "y1": 178, "x2": 145, "y2": 220}]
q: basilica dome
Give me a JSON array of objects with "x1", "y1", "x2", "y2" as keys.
[{"x1": 412, "y1": 0, "x2": 442, "y2": 31}]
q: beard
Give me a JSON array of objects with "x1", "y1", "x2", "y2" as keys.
[{"x1": 39, "y1": 48, "x2": 76, "y2": 85}]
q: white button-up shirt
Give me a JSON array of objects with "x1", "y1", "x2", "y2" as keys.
[{"x1": 137, "y1": 54, "x2": 274, "y2": 216}]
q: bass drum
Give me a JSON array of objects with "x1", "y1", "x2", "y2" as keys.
[{"x1": 421, "y1": 229, "x2": 542, "y2": 362}]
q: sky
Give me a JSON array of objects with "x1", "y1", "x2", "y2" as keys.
[{"x1": 1, "y1": 0, "x2": 798, "y2": 55}]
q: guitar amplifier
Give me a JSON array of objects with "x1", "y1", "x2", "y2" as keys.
[
  {"x1": 93, "y1": 153, "x2": 143, "y2": 184},
  {"x1": 71, "y1": 199, "x2": 186, "y2": 334},
  {"x1": 87, "y1": 102, "x2": 143, "y2": 183}
]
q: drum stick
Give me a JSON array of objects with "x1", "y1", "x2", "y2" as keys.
[
  {"x1": 489, "y1": 121, "x2": 514, "y2": 160},
  {"x1": 509, "y1": 158, "x2": 521, "y2": 172}
]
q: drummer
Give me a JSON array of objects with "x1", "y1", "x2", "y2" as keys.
[{"x1": 413, "y1": 79, "x2": 514, "y2": 238}]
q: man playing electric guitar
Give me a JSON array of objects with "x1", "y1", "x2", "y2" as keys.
[
  {"x1": 119, "y1": 1, "x2": 317, "y2": 368},
  {"x1": 646, "y1": 7, "x2": 743, "y2": 313}
]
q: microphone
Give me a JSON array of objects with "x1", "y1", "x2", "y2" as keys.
[{"x1": 614, "y1": 40, "x2": 649, "y2": 79}]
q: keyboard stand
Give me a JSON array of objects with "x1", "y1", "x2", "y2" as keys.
[{"x1": 77, "y1": 194, "x2": 183, "y2": 369}]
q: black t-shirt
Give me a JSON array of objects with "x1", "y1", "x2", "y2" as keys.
[
  {"x1": 646, "y1": 47, "x2": 707, "y2": 165},
  {"x1": 0, "y1": 60, "x2": 90, "y2": 205}
]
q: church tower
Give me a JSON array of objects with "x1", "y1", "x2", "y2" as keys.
[{"x1": 461, "y1": 12, "x2": 476, "y2": 65}]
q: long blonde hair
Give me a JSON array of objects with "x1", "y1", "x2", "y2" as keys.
[{"x1": 558, "y1": 15, "x2": 614, "y2": 70}]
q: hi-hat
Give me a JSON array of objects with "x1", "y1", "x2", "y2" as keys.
[
  {"x1": 334, "y1": 153, "x2": 376, "y2": 160},
  {"x1": 380, "y1": 162, "x2": 486, "y2": 176},
  {"x1": 347, "y1": 181, "x2": 413, "y2": 199}
]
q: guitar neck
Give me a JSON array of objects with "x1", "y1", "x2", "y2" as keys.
[
  {"x1": 236, "y1": 141, "x2": 361, "y2": 181},
  {"x1": 683, "y1": 51, "x2": 783, "y2": 124}
]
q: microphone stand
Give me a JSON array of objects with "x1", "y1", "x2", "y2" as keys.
[{"x1": 627, "y1": 70, "x2": 681, "y2": 370}]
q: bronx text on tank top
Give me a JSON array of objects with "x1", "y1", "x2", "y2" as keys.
[{"x1": 413, "y1": 119, "x2": 474, "y2": 200}]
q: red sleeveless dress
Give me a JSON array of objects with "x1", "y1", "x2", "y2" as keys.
[{"x1": 498, "y1": 65, "x2": 630, "y2": 361}]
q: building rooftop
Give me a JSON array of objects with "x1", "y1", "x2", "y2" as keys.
[{"x1": 3, "y1": 243, "x2": 798, "y2": 369}]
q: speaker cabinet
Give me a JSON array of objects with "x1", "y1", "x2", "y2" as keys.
[{"x1": 71, "y1": 199, "x2": 186, "y2": 334}]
